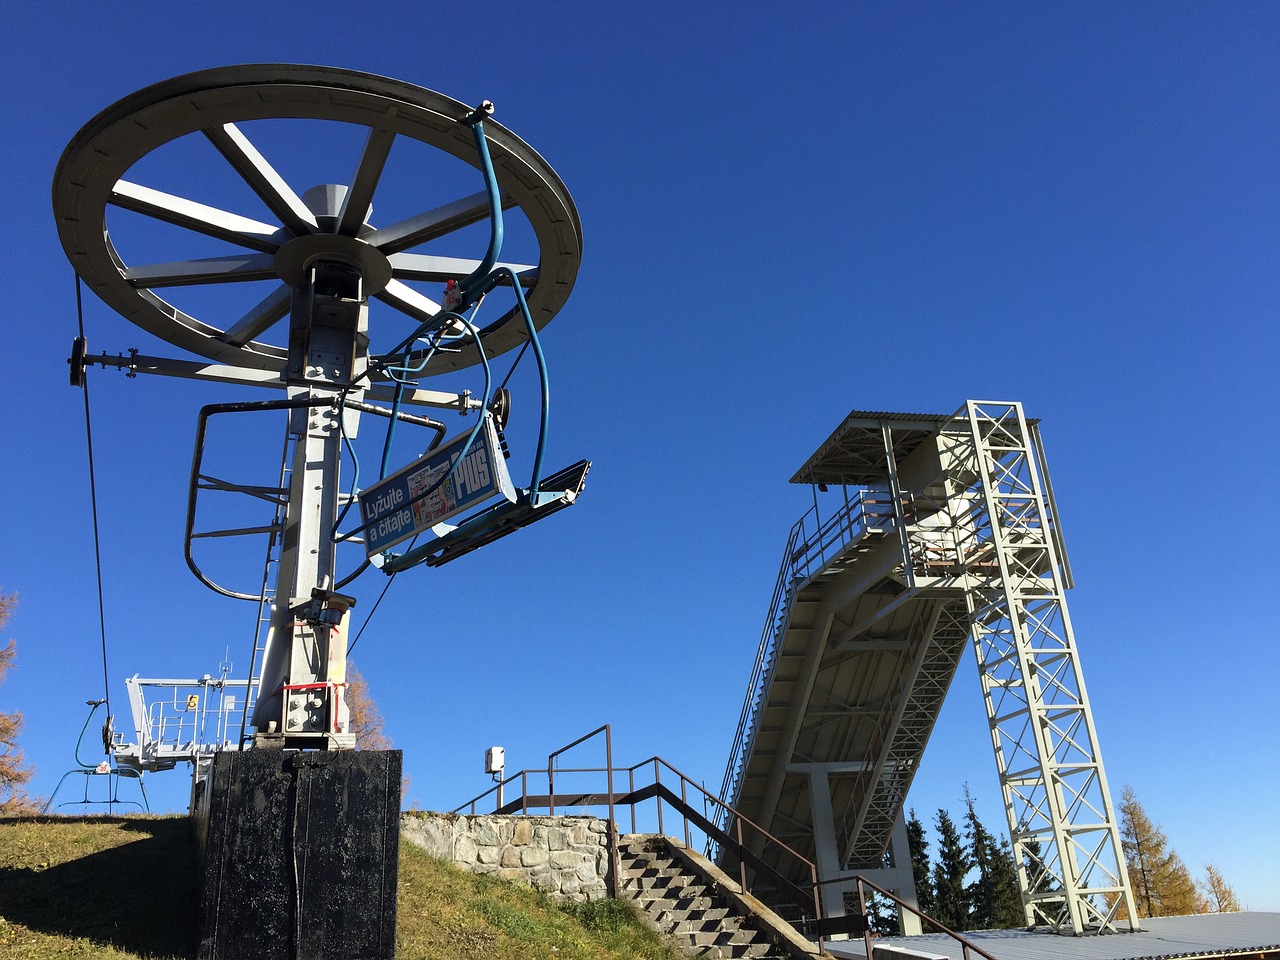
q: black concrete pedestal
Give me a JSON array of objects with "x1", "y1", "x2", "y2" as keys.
[{"x1": 195, "y1": 749, "x2": 401, "y2": 960}]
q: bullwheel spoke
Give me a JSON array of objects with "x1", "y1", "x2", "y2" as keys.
[
  {"x1": 336, "y1": 126, "x2": 397, "y2": 237},
  {"x1": 124, "y1": 253, "x2": 278, "y2": 288},
  {"x1": 364, "y1": 191, "x2": 517, "y2": 254},
  {"x1": 217, "y1": 286, "x2": 292, "y2": 346},
  {"x1": 204, "y1": 122, "x2": 318, "y2": 237},
  {"x1": 376, "y1": 278, "x2": 443, "y2": 326},
  {"x1": 110, "y1": 181, "x2": 282, "y2": 252},
  {"x1": 388, "y1": 253, "x2": 537, "y2": 285}
]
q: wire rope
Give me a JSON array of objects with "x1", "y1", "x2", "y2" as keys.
[
  {"x1": 345, "y1": 566, "x2": 396, "y2": 658},
  {"x1": 495, "y1": 339, "x2": 530, "y2": 396},
  {"x1": 75, "y1": 274, "x2": 113, "y2": 745}
]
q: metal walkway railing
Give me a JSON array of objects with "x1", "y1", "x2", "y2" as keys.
[
  {"x1": 717, "y1": 489, "x2": 902, "y2": 824},
  {"x1": 453, "y1": 725, "x2": 859, "y2": 946},
  {"x1": 453, "y1": 725, "x2": 999, "y2": 960}
]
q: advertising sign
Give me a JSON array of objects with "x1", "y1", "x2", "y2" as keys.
[{"x1": 358, "y1": 416, "x2": 515, "y2": 556}]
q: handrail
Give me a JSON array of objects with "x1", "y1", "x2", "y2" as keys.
[
  {"x1": 718, "y1": 488, "x2": 905, "y2": 823},
  {"x1": 547, "y1": 725, "x2": 618, "y2": 894},
  {"x1": 452, "y1": 744, "x2": 834, "y2": 948},
  {"x1": 814, "y1": 872, "x2": 1001, "y2": 960},
  {"x1": 452, "y1": 740, "x2": 991, "y2": 956}
]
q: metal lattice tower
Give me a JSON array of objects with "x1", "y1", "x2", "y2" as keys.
[
  {"x1": 944, "y1": 401, "x2": 1137, "y2": 931},
  {"x1": 720, "y1": 400, "x2": 1137, "y2": 936}
]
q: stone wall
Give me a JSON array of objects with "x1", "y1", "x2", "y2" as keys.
[{"x1": 401, "y1": 812, "x2": 613, "y2": 902}]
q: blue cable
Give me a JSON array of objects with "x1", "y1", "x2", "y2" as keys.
[
  {"x1": 332, "y1": 315, "x2": 494, "y2": 551},
  {"x1": 490, "y1": 267, "x2": 550, "y2": 495},
  {"x1": 374, "y1": 299, "x2": 484, "y2": 479},
  {"x1": 379, "y1": 380, "x2": 406, "y2": 480},
  {"x1": 334, "y1": 106, "x2": 549, "y2": 563},
  {"x1": 459, "y1": 117, "x2": 504, "y2": 302}
]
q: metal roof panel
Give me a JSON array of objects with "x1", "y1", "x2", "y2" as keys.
[{"x1": 826, "y1": 913, "x2": 1280, "y2": 960}]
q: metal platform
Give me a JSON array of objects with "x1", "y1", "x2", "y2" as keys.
[{"x1": 720, "y1": 402, "x2": 1136, "y2": 935}]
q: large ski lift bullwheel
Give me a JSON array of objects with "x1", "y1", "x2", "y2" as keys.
[{"x1": 52, "y1": 64, "x2": 583, "y2": 377}]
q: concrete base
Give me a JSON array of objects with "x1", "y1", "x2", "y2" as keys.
[{"x1": 195, "y1": 748, "x2": 401, "y2": 960}]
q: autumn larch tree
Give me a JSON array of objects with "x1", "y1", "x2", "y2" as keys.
[
  {"x1": 344, "y1": 660, "x2": 413, "y2": 800},
  {"x1": 1118, "y1": 784, "x2": 1199, "y2": 917},
  {"x1": 1198, "y1": 864, "x2": 1241, "y2": 913},
  {"x1": 1, "y1": 593, "x2": 38, "y2": 814},
  {"x1": 344, "y1": 661, "x2": 392, "y2": 751}
]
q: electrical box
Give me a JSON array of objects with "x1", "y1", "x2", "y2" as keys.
[{"x1": 485, "y1": 746, "x2": 505, "y2": 774}]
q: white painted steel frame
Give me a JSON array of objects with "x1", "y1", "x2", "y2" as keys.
[{"x1": 951, "y1": 400, "x2": 1137, "y2": 933}]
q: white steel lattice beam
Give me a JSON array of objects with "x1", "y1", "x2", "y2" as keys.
[{"x1": 948, "y1": 401, "x2": 1137, "y2": 934}]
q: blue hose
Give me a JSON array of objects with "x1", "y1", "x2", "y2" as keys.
[
  {"x1": 379, "y1": 381, "x2": 406, "y2": 480},
  {"x1": 459, "y1": 118, "x2": 504, "y2": 303},
  {"x1": 338, "y1": 105, "x2": 554, "y2": 564}
]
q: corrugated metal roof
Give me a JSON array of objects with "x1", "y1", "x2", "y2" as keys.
[
  {"x1": 788, "y1": 406, "x2": 1045, "y2": 487},
  {"x1": 789, "y1": 410, "x2": 954, "y2": 486},
  {"x1": 825, "y1": 913, "x2": 1280, "y2": 960},
  {"x1": 821, "y1": 410, "x2": 957, "y2": 423}
]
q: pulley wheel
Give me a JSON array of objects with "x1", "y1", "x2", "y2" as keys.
[{"x1": 53, "y1": 64, "x2": 583, "y2": 378}]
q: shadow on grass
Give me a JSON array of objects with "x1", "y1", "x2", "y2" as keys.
[{"x1": 0, "y1": 816, "x2": 196, "y2": 958}]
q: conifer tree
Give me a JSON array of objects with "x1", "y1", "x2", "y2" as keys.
[
  {"x1": 1118, "y1": 785, "x2": 1199, "y2": 917},
  {"x1": 864, "y1": 863, "x2": 903, "y2": 937},
  {"x1": 991, "y1": 835, "x2": 1028, "y2": 927},
  {"x1": 907, "y1": 808, "x2": 936, "y2": 917},
  {"x1": 931, "y1": 808, "x2": 972, "y2": 931},
  {"x1": 863, "y1": 892, "x2": 897, "y2": 936},
  {"x1": 1021, "y1": 836, "x2": 1066, "y2": 926},
  {"x1": 962, "y1": 788, "x2": 1024, "y2": 929},
  {"x1": 1, "y1": 593, "x2": 37, "y2": 814}
]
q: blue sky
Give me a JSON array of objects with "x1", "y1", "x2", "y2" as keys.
[{"x1": 3, "y1": 2, "x2": 1277, "y2": 911}]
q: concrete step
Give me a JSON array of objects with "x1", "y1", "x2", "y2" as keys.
[
  {"x1": 691, "y1": 926, "x2": 768, "y2": 947},
  {"x1": 629, "y1": 885, "x2": 721, "y2": 906},
  {"x1": 617, "y1": 836, "x2": 799, "y2": 959},
  {"x1": 650, "y1": 896, "x2": 725, "y2": 918},
  {"x1": 656, "y1": 907, "x2": 738, "y2": 929}
]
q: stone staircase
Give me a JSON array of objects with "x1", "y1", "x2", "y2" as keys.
[{"x1": 617, "y1": 834, "x2": 825, "y2": 959}]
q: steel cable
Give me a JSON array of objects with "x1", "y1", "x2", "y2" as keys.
[{"x1": 75, "y1": 274, "x2": 113, "y2": 746}]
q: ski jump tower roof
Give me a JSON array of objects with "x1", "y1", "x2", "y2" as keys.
[{"x1": 720, "y1": 401, "x2": 1136, "y2": 936}]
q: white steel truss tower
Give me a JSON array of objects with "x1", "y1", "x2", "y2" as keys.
[
  {"x1": 722, "y1": 400, "x2": 1138, "y2": 937},
  {"x1": 944, "y1": 400, "x2": 1138, "y2": 932}
]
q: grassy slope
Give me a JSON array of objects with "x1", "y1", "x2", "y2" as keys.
[{"x1": 0, "y1": 816, "x2": 678, "y2": 960}]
